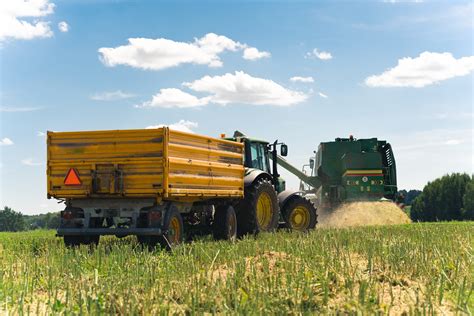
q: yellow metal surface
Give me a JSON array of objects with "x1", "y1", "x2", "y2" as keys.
[
  {"x1": 168, "y1": 216, "x2": 181, "y2": 244},
  {"x1": 256, "y1": 192, "x2": 273, "y2": 229},
  {"x1": 289, "y1": 206, "x2": 310, "y2": 231},
  {"x1": 47, "y1": 128, "x2": 244, "y2": 201},
  {"x1": 343, "y1": 169, "x2": 383, "y2": 176}
]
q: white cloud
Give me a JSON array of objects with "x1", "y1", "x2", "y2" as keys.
[
  {"x1": 37, "y1": 131, "x2": 46, "y2": 137},
  {"x1": 90, "y1": 90, "x2": 135, "y2": 101},
  {"x1": 395, "y1": 128, "x2": 472, "y2": 151},
  {"x1": 431, "y1": 112, "x2": 473, "y2": 120},
  {"x1": 0, "y1": 0, "x2": 55, "y2": 41},
  {"x1": 98, "y1": 33, "x2": 269, "y2": 70},
  {"x1": 306, "y1": 48, "x2": 333, "y2": 60},
  {"x1": 0, "y1": 138, "x2": 14, "y2": 146},
  {"x1": 365, "y1": 52, "x2": 474, "y2": 88},
  {"x1": 21, "y1": 158, "x2": 43, "y2": 166},
  {"x1": 137, "y1": 88, "x2": 210, "y2": 109},
  {"x1": 146, "y1": 120, "x2": 198, "y2": 133},
  {"x1": 0, "y1": 106, "x2": 40, "y2": 112},
  {"x1": 318, "y1": 92, "x2": 328, "y2": 98},
  {"x1": 183, "y1": 71, "x2": 308, "y2": 107},
  {"x1": 58, "y1": 21, "x2": 68, "y2": 32},
  {"x1": 243, "y1": 47, "x2": 271, "y2": 60},
  {"x1": 290, "y1": 76, "x2": 314, "y2": 83},
  {"x1": 391, "y1": 128, "x2": 472, "y2": 189},
  {"x1": 444, "y1": 139, "x2": 463, "y2": 146}
]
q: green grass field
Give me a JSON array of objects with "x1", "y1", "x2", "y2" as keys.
[{"x1": 1, "y1": 222, "x2": 472, "y2": 314}]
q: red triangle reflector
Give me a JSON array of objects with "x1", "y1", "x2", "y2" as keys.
[{"x1": 64, "y1": 168, "x2": 82, "y2": 185}]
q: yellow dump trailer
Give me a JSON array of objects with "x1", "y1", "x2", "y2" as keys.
[
  {"x1": 48, "y1": 128, "x2": 244, "y2": 247},
  {"x1": 48, "y1": 128, "x2": 244, "y2": 200}
]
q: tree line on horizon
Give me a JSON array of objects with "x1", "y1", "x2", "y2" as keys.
[
  {"x1": 0, "y1": 207, "x2": 60, "y2": 232},
  {"x1": 0, "y1": 173, "x2": 473, "y2": 232},
  {"x1": 410, "y1": 173, "x2": 473, "y2": 221}
]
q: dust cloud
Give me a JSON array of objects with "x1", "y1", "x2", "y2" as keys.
[{"x1": 317, "y1": 201, "x2": 411, "y2": 228}]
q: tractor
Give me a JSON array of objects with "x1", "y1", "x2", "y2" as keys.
[{"x1": 227, "y1": 131, "x2": 318, "y2": 234}]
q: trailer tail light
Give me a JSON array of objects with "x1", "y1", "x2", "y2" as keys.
[
  {"x1": 148, "y1": 210, "x2": 162, "y2": 225},
  {"x1": 62, "y1": 210, "x2": 73, "y2": 220},
  {"x1": 64, "y1": 168, "x2": 82, "y2": 186}
]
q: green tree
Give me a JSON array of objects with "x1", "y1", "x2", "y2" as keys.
[
  {"x1": 462, "y1": 179, "x2": 474, "y2": 220},
  {"x1": 411, "y1": 173, "x2": 472, "y2": 222},
  {"x1": 0, "y1": 206, "x2": 26, "y2": 231},
  {"x1": 24, "y1": 212, "x2": 61, "y2": 229}
]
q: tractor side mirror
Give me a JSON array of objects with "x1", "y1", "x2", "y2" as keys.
[
  {"x1": 280, "y1": 144, "x2": 288, "y2": 156},
  {"x1": 309, "y1": 158, "x2": 315, "y2": 169}
]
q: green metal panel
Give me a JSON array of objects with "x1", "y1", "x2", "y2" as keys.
[
  {"x1": 313, "y1": 137, "x2": 397, "y2": 207},
  {"x1": 341, "y1": 152, "x2": 383, "y2": 171}
]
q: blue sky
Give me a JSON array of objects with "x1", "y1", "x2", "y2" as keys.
[{"x1": 0, "y1": 0, "x2": 472, "y2": 214}]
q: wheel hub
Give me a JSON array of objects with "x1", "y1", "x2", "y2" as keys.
[
  {"x1": 256, "y1": 192, "x2": 273, "y2": 229},
  {"x1": 290, "y1": 206, "x2": 310, "y2": 231}
]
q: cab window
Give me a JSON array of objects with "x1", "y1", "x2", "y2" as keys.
[{"x1": 248, "y1": 142, "x2": 270, "y2": 173}]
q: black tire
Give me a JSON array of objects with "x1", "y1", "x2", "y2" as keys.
[
  {"x1": 63, "y1": 235, "x2": 82, "y2": 247},
  {"x1": 136, "y1": 235, "x2": 150, "y2": 248},
  {"x1": 83, "y1": 217, "x2": 102, "y2": 246},
  {"x1": 61, "y1": 207, "x2": 96, "y2": 247},
  {"x1": 236, "y1": 178, "x2": 279, "y2": 236},
  {"x1": 157, "y1": 208, "x2": 184, "y2": 250},
  {"x1": 213, "y1": 205, "x2": 237, "y2": 241},
  {"x1": 282, "y1": 196, "x2": 317, "y2": 232}
]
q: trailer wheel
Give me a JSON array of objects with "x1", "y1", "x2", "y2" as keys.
[
  {"x1": 158, "y1": 208, "x2": 184, "y2": 250},
  {"x1": 213, "y1": 205, "x2": 237, "y2": 241},
  {"x1": 236, "y1": 178, "x2": 279, "y2": 236},
  {"x1": 63, "y1": 236, "x2": 82, "y2": 247},
  {"x1": 83, "y1": 217, "x2": 102, "y2": 246},
  {"x1": 282, "y1": 196, "x2": 317, "y2": 232}
]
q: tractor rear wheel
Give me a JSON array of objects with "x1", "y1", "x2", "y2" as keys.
[
  {"x1": 213, "y1": 205, "x2": 237, "y2": 241},
  {"x1": 282, "y1": 196, "x2": 317, "y2": 232},
  {"x1": 236, "y1": 178, "x2": 279, "y2": 236}
]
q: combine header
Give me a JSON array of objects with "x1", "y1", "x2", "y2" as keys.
[{"x1": 275, "y1": 136, "x2": 398, "y2": 210}]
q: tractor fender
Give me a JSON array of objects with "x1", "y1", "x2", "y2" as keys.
[
  {"x1": 244, "y1": 168, "x2": 273, "y2": 187},
  {"x1": 277, "y1": 190, "x2": 304, "y2": 210}
]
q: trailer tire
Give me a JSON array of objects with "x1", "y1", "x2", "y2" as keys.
[
  {"x1": 236, "y1": 178, "x2": 279, "y2": 236},
  {"x1": 282, "y1": 196, "x2": 317, "y2": 232},
  {"x1": 83, "y1": 217, "x2": 102, "y2": 246},
  {"x1": 158, "y1": 208, "x2": 184, "y2": 250},
  {"x1": 213, "y1": 205, "x2": 237, "y2": 241},
  {"x1": 63, "y1": 236, "x2": 82, "y2": 247}
]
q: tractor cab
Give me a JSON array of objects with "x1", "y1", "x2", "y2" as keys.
[{"x1": 226, "y1": 131, "x2": 288, "y2": 193}]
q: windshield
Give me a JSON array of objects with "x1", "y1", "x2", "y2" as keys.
[{"x1": 247, "y1": 142, "x2": 270, "y2": 173}]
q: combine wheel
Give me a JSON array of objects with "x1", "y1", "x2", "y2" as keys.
[
  {"x1": 213, "y1": 205, "x2": 237, "y2": 241},
  {"x1": 282, "y1": 196, "x2": 317, "y2": 232},
  {"x1": 236, "y1": 178, "x2": 279, "y2": 236}
]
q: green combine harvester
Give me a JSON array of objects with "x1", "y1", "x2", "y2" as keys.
[{"x1": 275, "y1": 136, "x2": 398, "y2": 210}]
